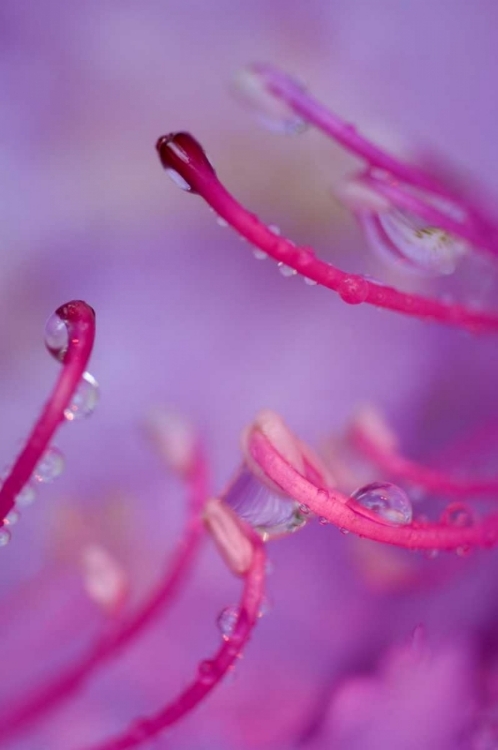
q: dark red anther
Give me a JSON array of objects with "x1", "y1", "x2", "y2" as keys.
[{"x1": 156, "y1": 132, "x2": 215, "y2": 194}]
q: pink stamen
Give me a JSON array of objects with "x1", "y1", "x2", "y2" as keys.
[
  {"x1": 250, "y1": 64, "x2": 498, "y2": 256},
  {"x1": 0, "y1": 442, "x2": 208, "y2": 742},
  {"x1": 349, "y1": 415, "x2": 498, "y2": 499},
  {"x1": 81, "y1": 525, "x2": 265, "y2": 750},
  {"x1": 156, "y1": 134, "x2": 498, "y2": 333},
  {"x1": 0, "y1": 301, "x2": 96, "y2": 526},
  {"x1": 204, "y1": 497, "x2": 254, "y2": 575},
  {"x1": 248, "y1": 428, "x2": 498, "y2": 552}
]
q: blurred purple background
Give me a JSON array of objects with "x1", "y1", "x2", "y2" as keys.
[{"x1": 1, "y1": 1, "x2": 498, "y2": 748}]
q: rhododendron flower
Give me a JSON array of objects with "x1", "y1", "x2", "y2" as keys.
[{"x1": 2, "y1": 2, "x2": 498, "y2": 750}]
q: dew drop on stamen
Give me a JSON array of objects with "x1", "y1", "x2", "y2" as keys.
[
  {"x1": 338, "y1": 276, "x2": 369, "y2": 304},
  {"x1": 278, "y1": 262, "x2": 297, "y2": 277},
  {"x1": 64, "y1": 372, "x2": 100, "y2": 421},
  {"x1": 253, "y1": 248, "x2": 268, "y2": 260},
  {"x1": 223, "y1": 464, "x2": 307, "y2": 539},
  {"x1": 198, "y1": 659, "x2": 216, "y2": 685},
  {"x1": 0, "y1": 527, "x2": 11, "y2": 547},
  {"x1": 441, "y1": 503, "x2": 474, "y2": 527},
  {"x1": 216, "y1": 215, "x2": 228, "y2": 228},
  {"x1": 258, "y1": 597, "x2": 271, "y2": 618},
  {"x1": 44, "y1": 313, "x2": 68, "y2": 361},
  {"x1": 165, "y1": 169, "x2": 191, "y2": 191},
  {"x1": 5, "y1": 510, "x2": 20, "y2": 526},
  {"x1": 233, "y1": 67, "x2": 308, "y2": 135},
  {"x1": 356, "y1": 191, "x2": 468, "y2": 277},
  {"x1": 16, "y1": 483, "x2": 36, "y2": 507},
  {"x1": 33, "y1": 447, "x2": 65, "y2": 483},
  {"x1": 217, "y1": 606, "x2": 240, "y2": 640},
  {"x1": 348, "y1": 481, "x2": 413, "y2": 526},
  {"x1": 304, "y1": 276, "x2": 318, "y2": 286}
]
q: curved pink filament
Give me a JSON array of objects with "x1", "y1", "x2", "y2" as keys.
[
  {"x1": 248, "y1": 429, "x2": 498, "y2": 551},
  {"x1": 156, "y1": 133, "x2": 498, "y2": 333},
  {"x1": 82, "y1": 528, "x2": 266, "y2": 750},
  {"x1": 0, "y1": 301, "x2": 96, "y2": 525},
  {"x1": 250, "y1": 64, "x2": 442, "y2": 194},
  {"x1": 350, "y1": 424, "x2": 498, "y2": 499},
  {"x1": 254, "y1": 63, "x2": 498, "y2": 255},
  {"x1": 0, "y1": 445, "x2": 208, "y2": 742}
]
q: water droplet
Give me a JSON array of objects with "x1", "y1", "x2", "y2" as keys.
[
  {"x1": 0, "y1": 527, "x2": 11, "y2": 547},
  {"x1": 44, "y1": 313, "x2": 68, "y2": 361},
  {"x1": 253, "y1": 248, "x2": 268, "y2": 260},
  {"x1": 5, "y1": 510, "x2": 20, "y2": 526},
  {"x1": 304, "y1": 276, "x2": 317, "y2": 286},
  {"x1": 16, "y1": 483, "x2": 36, "y2": 507},
  {"x1": 198, "y1": 659, "x2": 216, "y2": 685},
  {"x1": 222, "y1": 464, "x2": 307, "y2": 539},
  {"x1": 217, "y1": 606, "x2": 240, "y2": 640},
  {"x1": 156, "y1": 132, "x2": 216, "y2": 194},
  {"x1": 456, "y1": 544, "x2": 471, "y2": 557},
  {"x1": 338, "y1": 276, "x2": 369, "y2": 305},
  {"x1": 318, "y1": 516, "x2": 329, "y2": 526},
  {"x1": 357, "y1": 178, "x2": 468, "y2": 277},
  {"x1": 299, "y1": 503, "x2": 310, "y2": 515},
  {"x1": 64, "y1": 372, "x2": 100, "y2": 421},
  {"x1": 258, "y1": 597, "x2": 272, "y2": 618},
  {"x1": 441, "y1": 503, "x2": 474, "y2": 527},
  {"x1": 339, "y1": 527, "x2": 350, "y2": 535},
  {"x1": 165, "y1": 169, "x2": 191, "y2": 191},
  {"x1": 33, "y1": 447, "x2": 65, "y2": 483},
  {"x1": 348, "y1": 481, "x2": 413, "y2": 526},
  {"x1": 424, "y1": 548, "x2": 439, "y2": 559},
  {"x1": 268, "y1": 224, "x2": 281, "y2": 235},
  {"x1": 278, "y1": 262, "x2": 297, "y2": 277},
  {"x1": 216, "y1": 216, "x2": 228, "y2": 228},
  {"x1": 233, "y1": 66, "x2": 308, "y2": 135}
]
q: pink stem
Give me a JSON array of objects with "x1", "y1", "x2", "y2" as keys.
[
  {"x1": 0, "y1": 301, "x2": 96, "y2": 524},
  {"x1": 350, "y1": 426, "x2": 498, "y2": 499},
  {"x1": 0, "y1": 445, "x2": 208, "y2": 742},
  {"x1": 254, "y1": 64, "x2": 498, "y2": 255},
  {"x1": 248, "y1": 429, "x2": 498, "y2": 551},
  {"x1": 82, "y1": 528, "x2": 266, "y2": 750},
  {"x1": 251, "y1": 63, "x2": 441, "y2": 194},
  {"x1": 156, "y1": 134, "x2": 498, "y2": 334}
]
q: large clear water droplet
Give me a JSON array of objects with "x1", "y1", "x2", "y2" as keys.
[
  {"x1": 348, "y1": 481, "x2": 413, "y2": 526},
  {"x1": 44, "y1": 313, "x2": 68, "y2": 361},
  {"x1": 223, "y1": 465, "x2": 307, "y2": 539},
  {"x1": 353, "y1": 175, "x2": 469, "y2": 277},
  {"x1": 33, "y1": 447, "x2": 65, "y2": 483},
  {"x1": 64, "y1": 372, "x2": 100, "y2": 421},
  {"x1": 233, "y1": 67, "x2": 308, "y2": 135},
  {"x1": 217, "y1": 606, "x2": 240, "y2": 640},
  {"x1": 377, "y1": 209, "x2": 467, "y2": 275}
]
